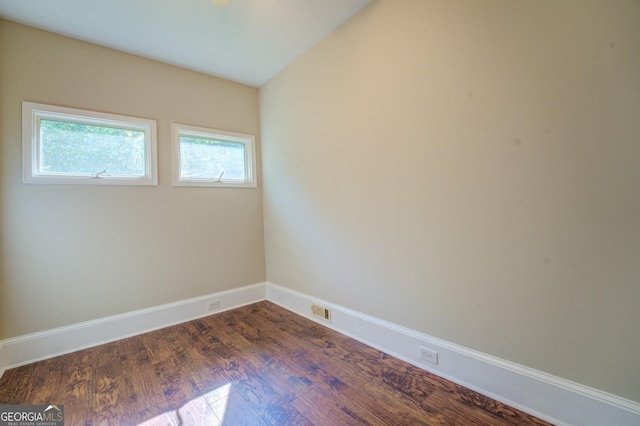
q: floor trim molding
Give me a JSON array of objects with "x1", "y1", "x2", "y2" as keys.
[
  {"x1": 0, "y1": 282, "x2": 266, "y2": 375},
  {"x1": 266, "y1": 281, "x2": 640, "y2": 426}
]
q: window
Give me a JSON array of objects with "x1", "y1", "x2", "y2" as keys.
[
  {"x1": 172, "y1": 123, "x2": 257, "y2": 188},
  {"x1": 22, "y1": 102, "x2": 157, "y2": 185}
]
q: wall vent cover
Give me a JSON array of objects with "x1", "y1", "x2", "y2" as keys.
[{"x1": 311, "y1": 303, "x2": 331, "y2": 322}]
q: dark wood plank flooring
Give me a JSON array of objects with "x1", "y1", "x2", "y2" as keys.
[{"x1": 0, "y1": 301, "x2": 551, "y2": 425}]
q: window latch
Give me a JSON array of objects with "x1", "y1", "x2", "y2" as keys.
[
  {"x1": 217, "y1": 171, "x2": 224, "y2": 182},
  {"x1": 94, "y1": 170, "x2": 107, "y2": 178}
]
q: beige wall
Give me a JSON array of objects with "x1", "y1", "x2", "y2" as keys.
[
  {"x1": 260, "y1": 0, "x2": 640, "y2": 402},
  {"x1": 0, "y1": 20, "x2": 265, "y2": 339}
]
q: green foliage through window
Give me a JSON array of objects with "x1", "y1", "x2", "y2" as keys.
[
  {"x1": 179, "y1": 136, "x2": 246, "y2": 180},
  {"x1": 40, "y1": 119, "x2": 146, "y2": 176},
  {"x1": 171, "y1": 123, "x2": 255, "y2": 187}
]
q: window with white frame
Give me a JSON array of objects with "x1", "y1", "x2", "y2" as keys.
[
  {"x1": 172, "y1": 123, "x2": 257, "y2": 188},
  {"x1": 22, "y1": 102, "x2": 157, "y2": 185}
]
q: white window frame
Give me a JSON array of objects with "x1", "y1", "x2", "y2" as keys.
[
  {"x1": 22, "y1": 101, "x2": 158, "y2": 186},
  {"x1": 172, "y1": 123, "x2": 257, "y2": 188}
]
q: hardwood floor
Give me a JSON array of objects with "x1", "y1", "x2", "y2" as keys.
[{"x1": 0, "y1": 301, "x2": 551, "y2": 425}]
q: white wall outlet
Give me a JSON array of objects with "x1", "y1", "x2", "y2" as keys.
[
  {"x1": 207, "y1": 299, "x2": 220, "y2": 311},
  {"x1": 419, "y1": 346, "x2": 438, "y2": 365}
]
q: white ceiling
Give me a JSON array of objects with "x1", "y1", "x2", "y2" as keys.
[{"x1": 0, "y1": 0, "x2": 370, "y2": 87}]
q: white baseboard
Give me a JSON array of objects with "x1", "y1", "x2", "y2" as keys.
[
  {"x1": 0, "y1": 282, "x2": 266, "y2": 375},
  {"x1": 266, "y1": 281, "x2": 640, "y2": 426}
]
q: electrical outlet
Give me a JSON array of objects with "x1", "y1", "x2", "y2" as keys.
[
  {"x1": 207, "y1": 300, "x2": 220, "y2": 311},
  {"x1": 311, "y1": 303, "x2": 331, "y2": 322},
  {"x1": 419, "y1": 346, "x2": 438, "y2": 365}
]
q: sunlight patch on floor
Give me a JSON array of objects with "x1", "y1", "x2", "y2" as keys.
[{"x1": 137, "y1": 383, "x2": 233, "y2": 425}]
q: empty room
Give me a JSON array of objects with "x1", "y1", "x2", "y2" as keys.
[{"x1": 0, "y1": 0, "x2": 639, "y2": 425}]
